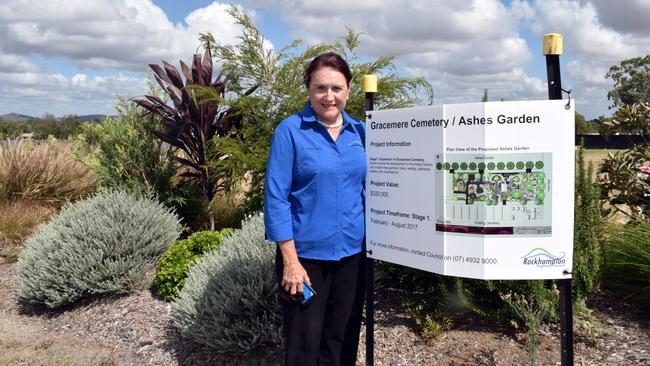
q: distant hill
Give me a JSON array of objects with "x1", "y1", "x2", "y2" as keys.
[
  {"x1": 0, "y1": 113, "x2": 35, "y2": 122},
  {"x1": 1, "y1": 113, "x2": 114, "y2": 122}
]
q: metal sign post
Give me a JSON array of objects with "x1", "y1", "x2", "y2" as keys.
[
  {"x1": 544, "y1": 32, "x2": 574, "y2": 366},
  {"x1": 362, "y1": 74, "x2": 377, "y2": 366}
]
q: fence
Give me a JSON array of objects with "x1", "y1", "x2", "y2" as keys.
[{"x1": 575, "y1": 134, "x2": 645, "y2": 149}]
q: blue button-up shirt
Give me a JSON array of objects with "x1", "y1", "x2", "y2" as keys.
[{"x1": 264, "y1": 103, "x2": 366, "y2": 260}]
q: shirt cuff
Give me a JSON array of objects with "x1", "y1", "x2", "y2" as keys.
[{"x1": 264, "y1": 220, "x2": 293, "y2": 242}]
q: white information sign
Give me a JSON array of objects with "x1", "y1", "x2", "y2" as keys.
[{"x1": 365, "y1": 100, "x2": 574, "y2": 280}]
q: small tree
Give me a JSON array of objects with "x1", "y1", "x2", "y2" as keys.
[
  {"x1": 74, "y1": 97, "x2": 177, "y2": 202},
  {"x1": 196, "y1": 6, "x2": 433, "y2": 212},
  {"x1": 501, "y1": 285, "x2": 559, "y2": 366}
]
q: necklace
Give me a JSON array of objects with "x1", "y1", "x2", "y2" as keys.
[{"x1": 317, "y1": 119, "x2": 343, "y2": 129}]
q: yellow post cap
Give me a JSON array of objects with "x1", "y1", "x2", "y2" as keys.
[
  {"x1": 362, "y1": 75, "x2": 378, "y2": 93},
  {"x1": 543, "y1": 33, "x2": 563, "y2": 55}
]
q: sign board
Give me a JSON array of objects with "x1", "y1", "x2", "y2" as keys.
[{"x1": 365, "y1": 100, "x2": 574, "y2": 280}]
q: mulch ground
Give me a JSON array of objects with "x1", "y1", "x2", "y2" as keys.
[{"x1": 0, "y1": 259, "x2": 648, "y2": 365}]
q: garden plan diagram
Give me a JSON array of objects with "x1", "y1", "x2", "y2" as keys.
[{"x1": 435, "y1": 153, "x2": 552, "y2": 236}]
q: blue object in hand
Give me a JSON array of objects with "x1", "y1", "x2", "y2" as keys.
[{"x1": 301, "y1": 282, "x2": 316, "y2": 304}]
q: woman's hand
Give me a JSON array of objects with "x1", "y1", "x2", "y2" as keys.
[
  {"x1": 282, "y1": 260, "x2": 309, "y2": 296},
  {"x1": 278, "y1": 240, "x2": 311, "y2": 296}
]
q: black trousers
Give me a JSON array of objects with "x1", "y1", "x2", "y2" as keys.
[{"x1": 275, "y1": 249, "x2": 366, "y2": 366}]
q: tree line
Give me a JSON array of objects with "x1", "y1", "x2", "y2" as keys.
[{"x1": 0, "y1": 114, "x2": 97, "y2": 140}]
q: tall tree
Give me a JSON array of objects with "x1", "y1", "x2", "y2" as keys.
[
  {"x1": 195, "y1": 6, "x2": 433, "y2": 212},
  {"x1": 605, "y1": 55, "x2": 650, "y2": 108}
]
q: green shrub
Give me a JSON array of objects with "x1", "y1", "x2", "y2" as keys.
[
  {"x1": 172, "y1": 213, "x2": 282, "y2": 352},
  {"x1": 501, "y1": 285, "x2": 559, "y2": 366},
  {"x1": 16, "y1": 190, "x2": 182, "y2": 308},
  {"x1": 73, "y1": 99, "x2": 225, "y2": 232},
  {"x1": 171, "y1": 182, "x2": 209, "y2": 230},
  {"x1": 573, "y1": 143, "x2": 602, "y2": 302},
  {"x1": 599, "y1": 143, "x2": 650, "y2": 220},
  {"x1": 384, "y1": 264, "x2": 559, "y2": 336},
  {"x1": 73, "y1": 99, "x2": 178, "y2": 203},
  {"x1": 603, "y1": 220, "x2": 650, "y2": 304},
  {"x1": 155, "y1": 229, "x2": 234, "y2": 301},
  {"x1": 461, "y1": 279, "x2": 558, "y2": 321},
  {"x1": 0, "y1": 140, "x2": 96, "y2": 206}
]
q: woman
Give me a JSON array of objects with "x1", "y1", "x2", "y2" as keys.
[{"x1": 264, "y1": 52, "x2": 366, "y2": 366}]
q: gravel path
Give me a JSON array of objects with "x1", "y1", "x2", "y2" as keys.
[{"x1": 1, "y1": 260, "x2": 647, "y2": 365}]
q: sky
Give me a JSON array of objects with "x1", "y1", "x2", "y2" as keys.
[{"x1": 0, "y1": 0, "x2": 649, "y2": 120}]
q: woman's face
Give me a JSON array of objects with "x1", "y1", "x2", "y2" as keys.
[{"x1": 307, "y1": 67, "x2": 349, "y2": 124}]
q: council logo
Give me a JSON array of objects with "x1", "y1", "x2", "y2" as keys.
[{"x1": 522, "y1": 247, "x2": 566, "y2": 267}]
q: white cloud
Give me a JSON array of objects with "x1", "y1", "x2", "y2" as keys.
[
  {"x1": 1, "y1": 0, "x2": 648, "y2": 119},
  {"x1": 408, "y1": 65, "x2": 546, "y2": 105},
  {"x1": 565, "y1": 59, "x2": 616, "y2": 118},
  {"x1": 267, "y1": 0, "x2": 648, "y2": 119},
  {"x1": 527, "y1": 0, "x2": 637, "y2": 61},
  {"x1": 566, "y1": 60, "x2": 611, "y2": 88},
  {"x1": 0, "y1": 49, "x2": 37, "y2": 72},
  {"x1": 0, "y1": 69, "x2": 147, "y2": 115},
  {"x1": 522, "y1": 0, "x2": 650, "y2": 118},
  {"x1": 510, "y1": 0, "x2": 535, "y2": 20},
  {"x1": 0, "y1": 0, "x2": 245, "y2": 71},
  {"x1": 0, "y1": 1, "x2": 255, "y2": 116},
  {"x1": 590, "y1": 0, "x2": 650, "y2": 36},
  {"x1": 279, "y1": 0, "x2": 520, "y2": 52},
  {"x1": 404, "y1": 37, "x2": 532, "y2": 76},
  {"x1": 271, "y1": 0, "x2": 541, "y2": 106}
]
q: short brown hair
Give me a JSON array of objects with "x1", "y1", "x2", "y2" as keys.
[{"x1": 304, "y1": 52, "x2": 352, "y2": 88}]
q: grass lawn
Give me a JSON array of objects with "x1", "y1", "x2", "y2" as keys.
[{"x1": 581, "y1": 148, "x2": 622, "y2": 163}]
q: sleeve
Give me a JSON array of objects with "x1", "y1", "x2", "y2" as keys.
[{"x1": 264, "y1": 123, "x2": 295, "y2": 242}]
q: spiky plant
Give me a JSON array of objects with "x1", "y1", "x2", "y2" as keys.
[{"x1": 133, "y1": 48, "x2": 240, "y2": 230}]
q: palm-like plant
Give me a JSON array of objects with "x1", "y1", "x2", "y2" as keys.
[{"x1": 134, "y1": 48, "x2": 238, "y2": 230}]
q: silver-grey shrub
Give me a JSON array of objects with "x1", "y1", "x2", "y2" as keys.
[
  {"x1": 172, "y1": 213, "x2": 282, "y2": 352},
  {"x1": 16, "y1": 190, "x2": 182, "y2": 308}
]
